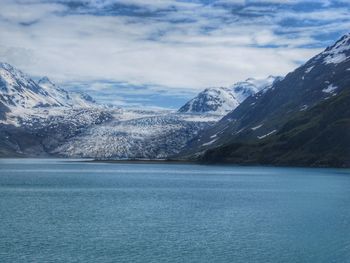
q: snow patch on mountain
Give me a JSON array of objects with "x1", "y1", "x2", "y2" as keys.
[
  {"x1": 305, "y1": 66, "x2": 314, "y2": 74},
  {"x1": 322, "y1": 84, "x2": 338, "y2": 94},
  {"x1": 257, "y1": 129, "x2": 277, "y2": 140},
  {"x1": 251, "y1": 124, "x2": 263, "y2": 130},
  {"x1": 202, "y1": 138, "x2": 218, "y2": 147}
]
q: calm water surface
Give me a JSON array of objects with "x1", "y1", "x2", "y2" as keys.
[{"x1": 0, "y1": 159, "x2": 350, "y2": 263}]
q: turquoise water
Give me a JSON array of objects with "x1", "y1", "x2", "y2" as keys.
[{"x1": 0, "y1": 159, "x2": 350, "y2": 263}]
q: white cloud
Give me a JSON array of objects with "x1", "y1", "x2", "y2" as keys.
[
  {"x1": 0, "y1": 0, "x2": 348, "y2": 108},
  {"x1": 0, "y1": 1, "x2": 66, "y2": 23}
]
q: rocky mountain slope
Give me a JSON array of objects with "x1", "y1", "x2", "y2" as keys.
[{"x1": 180, "y1": 33, "x2": 350, "y2": 167}]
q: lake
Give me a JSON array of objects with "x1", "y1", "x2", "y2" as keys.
[{"x1": 0, "y1": 159, "x2": 350, "y2": 263}]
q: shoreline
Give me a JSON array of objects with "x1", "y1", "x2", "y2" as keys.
[
  {"x1": 0, "y1": 157, "x2": 349, "y2": 169},
  {"x1": 87, "y1": 159, "x2": 196, "y2": 165},
  {"x1": 85, "y1": 159, "x2": 350, "y2": 169}
]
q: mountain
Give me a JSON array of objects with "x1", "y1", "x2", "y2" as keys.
[
  {"x1": 0, "y1": 62, "x2": 110, "y2": 157},
  {"x1": 180, "y1": 33, "x2": 350, "y2": 166},
  {"x1": 0, "y1": 63, "x2": 97, "y2": 118},
  {"x1": 0, "y1": 63, "x2": 64, "y2": 112},
  {"x1": 2, "y1": 31, "x2": 349, "y2": 166},
  {"x1": 201, "y1": 89, "x2": 350, "y2": 167},
  {"x1": 178, "y1": 76, "x2": 279, "y2": 115},
  {"x1": 37, "y1": 77, "x2": 72, "y2": 107},
  {"x1": 178, "y1": 87, "x2": 239, "y2": 114},
  {"x1": 230, "y1": 76, "x2": 280, "y2": 103},
  {"x1": 69, "y1": 92, "x2": 96, "y2": 108},
  {"x1": 0, "y1": 62, "x2": 219, "y2": 158},
  {"x1": 38, "y1": 77, "x2": 97, "y2": 108},
  {"x1": 0, "y1": 107, "x2": 112, "y2": 157}
]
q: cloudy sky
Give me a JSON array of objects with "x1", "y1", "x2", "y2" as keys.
[{"x1": 0, "y1": 0, "x2": 349, "y2": 108}]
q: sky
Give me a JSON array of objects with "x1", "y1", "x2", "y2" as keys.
[{"x1": 0, "y1": 0, "x2": 349, "y2": 109}]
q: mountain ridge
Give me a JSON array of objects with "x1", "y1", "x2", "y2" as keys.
[
  {"x1": 178, "y1": 33, "x2": 350, "y2": 167},
  {"x1": 200, "y1": 88, "x2": 350, "y2": 167}
]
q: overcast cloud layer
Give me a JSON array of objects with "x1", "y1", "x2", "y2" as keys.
[{"x1": 0, "y1": 0, "x2": 349, "y2": 108}]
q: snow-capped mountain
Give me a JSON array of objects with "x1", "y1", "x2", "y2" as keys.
[
  {"x1": 178, "y1": 76, "x2": 279, "y2": 115},
  {"x1": 69, "y1": 92, "x2": 96, "y2": 108},
  {"x1": 178, "y1": 87, "x2": 239, "y2": 115},
  {"x1": 0, "y1": 62, "x2": 113, "y2": 157},
  {"x1": 38, "y1": 77, "x2": 97, "y2": 108},
  {"x1": 179, "y1": 33, "x2": 350, "y2": 165},
  {"x1": 0, "y1": 63, "x2": 97, "y2": 116},
  {"x1": 37, "y1": 77, "x2": 72, "y2": 107},
  {"x1": 0, "y1": 62, "x2": 220, "y2": 158},
  {"x1": 231, "y1": 76, "x2": 280, "y2": 103},
  {"x1": 0, "y1": 63, "x2": 65, "y2": 111},
  {"x1": 320, "y1": 33, "x2": 350, "y2": 65}
]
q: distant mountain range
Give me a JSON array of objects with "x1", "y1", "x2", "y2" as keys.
[
  {"x1": 1, "y1": 33, "x2": 349, "y2": 167},
  {"x1": 0, "y1": 63, "x2": 219, "y2": 158},
  {"x1": 0, "y1": 60, "x2": 269, "y2": 159},
  {"x1": 179, "y1": 33, "x2": 350, "y2": 167}
]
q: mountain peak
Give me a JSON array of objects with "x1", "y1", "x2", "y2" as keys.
[
  {"x1": 0, "y1": 62, "x2": 13, "y2": 70},
  {"x1": 326, "y1": 33, "x2": 350, "y2": 51},
  {"x1": 178, "y1": 87, "x2": 239, "y2": 115},
  {"x1": 38, "y1": 76, "x2": 54, "y2": 85},
  {"x1": 0, "y1": 62, "x2": 62, "y2": 109},
  {"x1": 231, "y1": 76, "x2": 278, "y2": 103},
  {"x1": 179, "y1": 76, "x2": 278, "y2": 115},
  {"x1": 245, "y1": 77, "x2": 255, "y2": 82},
  {"x1": 321, "y1": 33, "x2": 350, "y2": 65}
]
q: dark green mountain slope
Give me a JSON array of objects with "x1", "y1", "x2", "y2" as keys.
[{"x1": 200, "y1": 89, "x2": 350, "y2": 167}]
